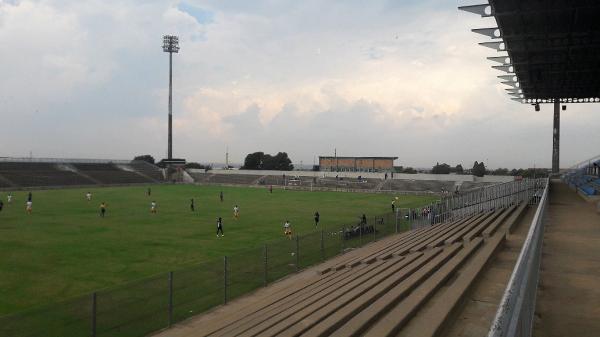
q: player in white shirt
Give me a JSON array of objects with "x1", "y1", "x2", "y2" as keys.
[
  {"x1": 233, "y1": 205, "x2": 240, "y2": 219},
  {"x1": 7, "y1": 193, "x2": 12, "y2": 204},
  {"x1": 283, "y1": 220, "x2": 292, "y2": 239},
  {"x1": 26, "y1": 200, "x2": 33, "y2": 214},
  {"x1": 86, "y1": 192, "x2": 92, "y2": 201},
  {"x1": 150, "y1": 201, "x2": 157, "y2": 214}
]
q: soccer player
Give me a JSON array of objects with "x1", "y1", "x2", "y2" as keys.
[
  {"x1": 219, "y1": 191, "x2": 224, "y2": 202},
  {"x1": 269, "y1": 185, "x2": 273, "y2": 194},
  {"x1": 147, "y1": 187, "x2": 152, "y2": 196},
  {"x1": 28, "y1": 192, "x2": 32, "y2": 201},
  {"x1": 151, "y1": 201, "x2": 157, "y2": 214},
  {"x1": 100, "y1": 202, "x2": 107, "y2": 218},
  {"x1": 314, "y1": 211, "x2": 320, "y2": 226},
  {"x1": 283, "y1": 220, "x2": 292, "y2": 239},
  {"x1": 190, "y1": 198, "x2": 195, "y2": 212},
  {"x1": 86, "y1": 192, "x2": 92, "y2": 201},
  {"x1": 216, "y1": 217, "x2": 224, "y2": 237},
  {"x1": 0, "y1": 200, "x2": 4, "y2": 212},
  {"x1": 233, "y1": 205, "x2": 240, "y2": 219},
  {"x1": 7, "y1": 193, "x2": 12, "y2": 204},
  {"x1": 391, "y1": 199, "x2": 395, "y2": 213},
  {"x1": 26, "y1": 200, "x2": 33, "y2": 214}
]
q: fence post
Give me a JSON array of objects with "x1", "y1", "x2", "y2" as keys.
[
  {"x1": 223, "y1": 256, "x2": 228, "y2": 305},
  {"x1": 373, "y1": 216, "x2": 377, "y2": 241},
  {"x1": 91, "y1": 292, "x2": 97, "y2": 337},
  {"x1": 359, "y1": 220, "x2": 363, "y2": 246},
  {"x1": 320, "y1": 230, "x2": 325, "y2": 261},
  {"x1": 341, "y1": 227, "x2": 345, "y2": 253},
  {"x1": 295, "y1": 235, "x2": 300, "y2": 271},
  {"x1": 168, "y1": 271, "x2": 173, "y2": 327},
  {"x1": 263, "y1": 244, "x2": 268, "y2": 287}
]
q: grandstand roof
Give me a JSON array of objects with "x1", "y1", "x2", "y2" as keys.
[{"x1": 462, "y1": 1, "x2": 600, "y2": 104}]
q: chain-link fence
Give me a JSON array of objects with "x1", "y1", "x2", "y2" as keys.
[
  {"x1": 0, "y1": 210, "x2": 409, "y2": 337},
  {"x1": 406, "y1": 178, "x2": 546, "y2": 229}
]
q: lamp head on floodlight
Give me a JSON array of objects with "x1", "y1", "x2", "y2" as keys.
[{"x1": 162, "y1": 35, "x2": 180, "y2": 53}]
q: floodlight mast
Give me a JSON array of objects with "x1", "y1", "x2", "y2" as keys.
[{"x1": 162, "y1": 35, "x2": 179, "y2": 160}]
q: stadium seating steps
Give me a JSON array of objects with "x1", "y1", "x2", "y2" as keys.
[
  {"x1": 0, "y1": 161, "x2": 164, "y2": 188},
  {"x1": 194, "y1": 201, "x2": 529, "y2": 337}
]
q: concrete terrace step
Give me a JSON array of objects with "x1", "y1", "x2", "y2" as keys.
[
  {"x1": 329, "y1": 243, "x2": 463, "y2": 337},
  {"x1": 316, "y1": 231, "x2": 414, "y2": 274},
  {"x1": 443, "y1": 211, "x2": 495, "y2": 246},
  {"x1": 397, "y1": 230, "x2": 507, "y2": 337},
  {"x1": 462, "y1": 206, "x2": 512, "y2": 243},
  {"x1": 366, "y1": 238, "x2": 484, "y2": 337},
  {"x1": 260, "y1": 253, "x2": 428, "y2": 337},
  {"x1": 232, "y1": 259, "x2": 399, "y2": 337},
  {"x1": 416, "y1": 213, "x2": 488, "y2": 251},
  {"x1": 286, "y1": 253, "x2": 428, "y2": 337},
  {"x1": 205, "y1": 268, "x2": 366, "y2": 336},
  {"x1": 483, "y1": 202, "x2": 526, "y2": 238}
]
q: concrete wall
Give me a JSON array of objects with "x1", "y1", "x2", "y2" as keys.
[{"x1": 188, "y1": 168, "x2": 515, "y2": 183}]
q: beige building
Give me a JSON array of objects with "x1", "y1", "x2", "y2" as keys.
[{"x1": 318, "y1": 156, "x2": 397, "y2": 172}]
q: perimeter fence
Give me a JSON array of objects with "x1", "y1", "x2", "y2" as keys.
[
  {"x1": 407, "y1": 178, "x2": 546, "y2": 229},
  {"x1": 0, "y1": 210, "x2": 410, "y2": 337}
]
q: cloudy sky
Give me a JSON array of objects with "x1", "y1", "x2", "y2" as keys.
[{"x1": 0, "y1": 0, "x2": 598, "y2": 169}]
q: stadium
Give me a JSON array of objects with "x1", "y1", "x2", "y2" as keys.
[{"x1": 1, "y1": 1, "x2": 599, "y2": 337}]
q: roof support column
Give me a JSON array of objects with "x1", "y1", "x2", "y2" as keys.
[{"x1": 552, "y1": 100, "x2": 560, "y2": 173}]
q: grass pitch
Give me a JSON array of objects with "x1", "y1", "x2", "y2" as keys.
[{"x1": 0, "y1": 184, "x2": 436, "y2": 315}]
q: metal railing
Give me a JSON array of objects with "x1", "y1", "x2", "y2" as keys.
[
  {"x1": 407, "y1": 178, "x2": 545, "y2": 229},
  {"x1": 487, "y1": 178, "x2": 549, "y2": 337}
]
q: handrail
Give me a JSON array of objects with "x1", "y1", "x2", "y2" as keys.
[
  {"x1": 487, "y1": 178, "x2": 549, "y2": 337},
  {"x1": 569, "y1": 153, "x2": 600, "y2": 170}
]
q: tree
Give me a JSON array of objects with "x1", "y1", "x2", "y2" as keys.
[
  {"x1": 431, "y1": 162, "x2": 451, "y2": 174},
  {"x1": 241, "y1": 152, "x2": 265, "y2": 170},
  {"x1": 134, "y1": 155, "x2": 155, "y2": 164},
  {"x1": 403, "y1": 167, "x2": 417, "y2": 174},
  {"x1": 271, "y1": 152, "x2": 294, "y2": 171},
  {"x1": 455, "y1": 164, "x2": 464, "y2": 174},
  {"x1": 241, "y1": 152, "x2": 294, "y2": 171},
  {"x1": 472, "y1": 161, "x2": 486, "y2": 177}
]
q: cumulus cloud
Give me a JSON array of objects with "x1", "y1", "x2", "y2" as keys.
[{"x1": 0, "y1": 0, "x2": 598, "y2": 168}]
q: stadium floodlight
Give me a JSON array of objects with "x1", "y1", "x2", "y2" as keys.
[{"x1": 162, "y1": 35, "x2": 179, "y2": 160}]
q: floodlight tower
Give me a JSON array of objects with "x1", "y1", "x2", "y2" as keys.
[{"x1": 162, "y1": 35, "x2": 179, "y2": 160}]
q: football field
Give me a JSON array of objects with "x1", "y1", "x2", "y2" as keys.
[{"x1": 0, "y1": 184, "x2": 436, "y2": 315}]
